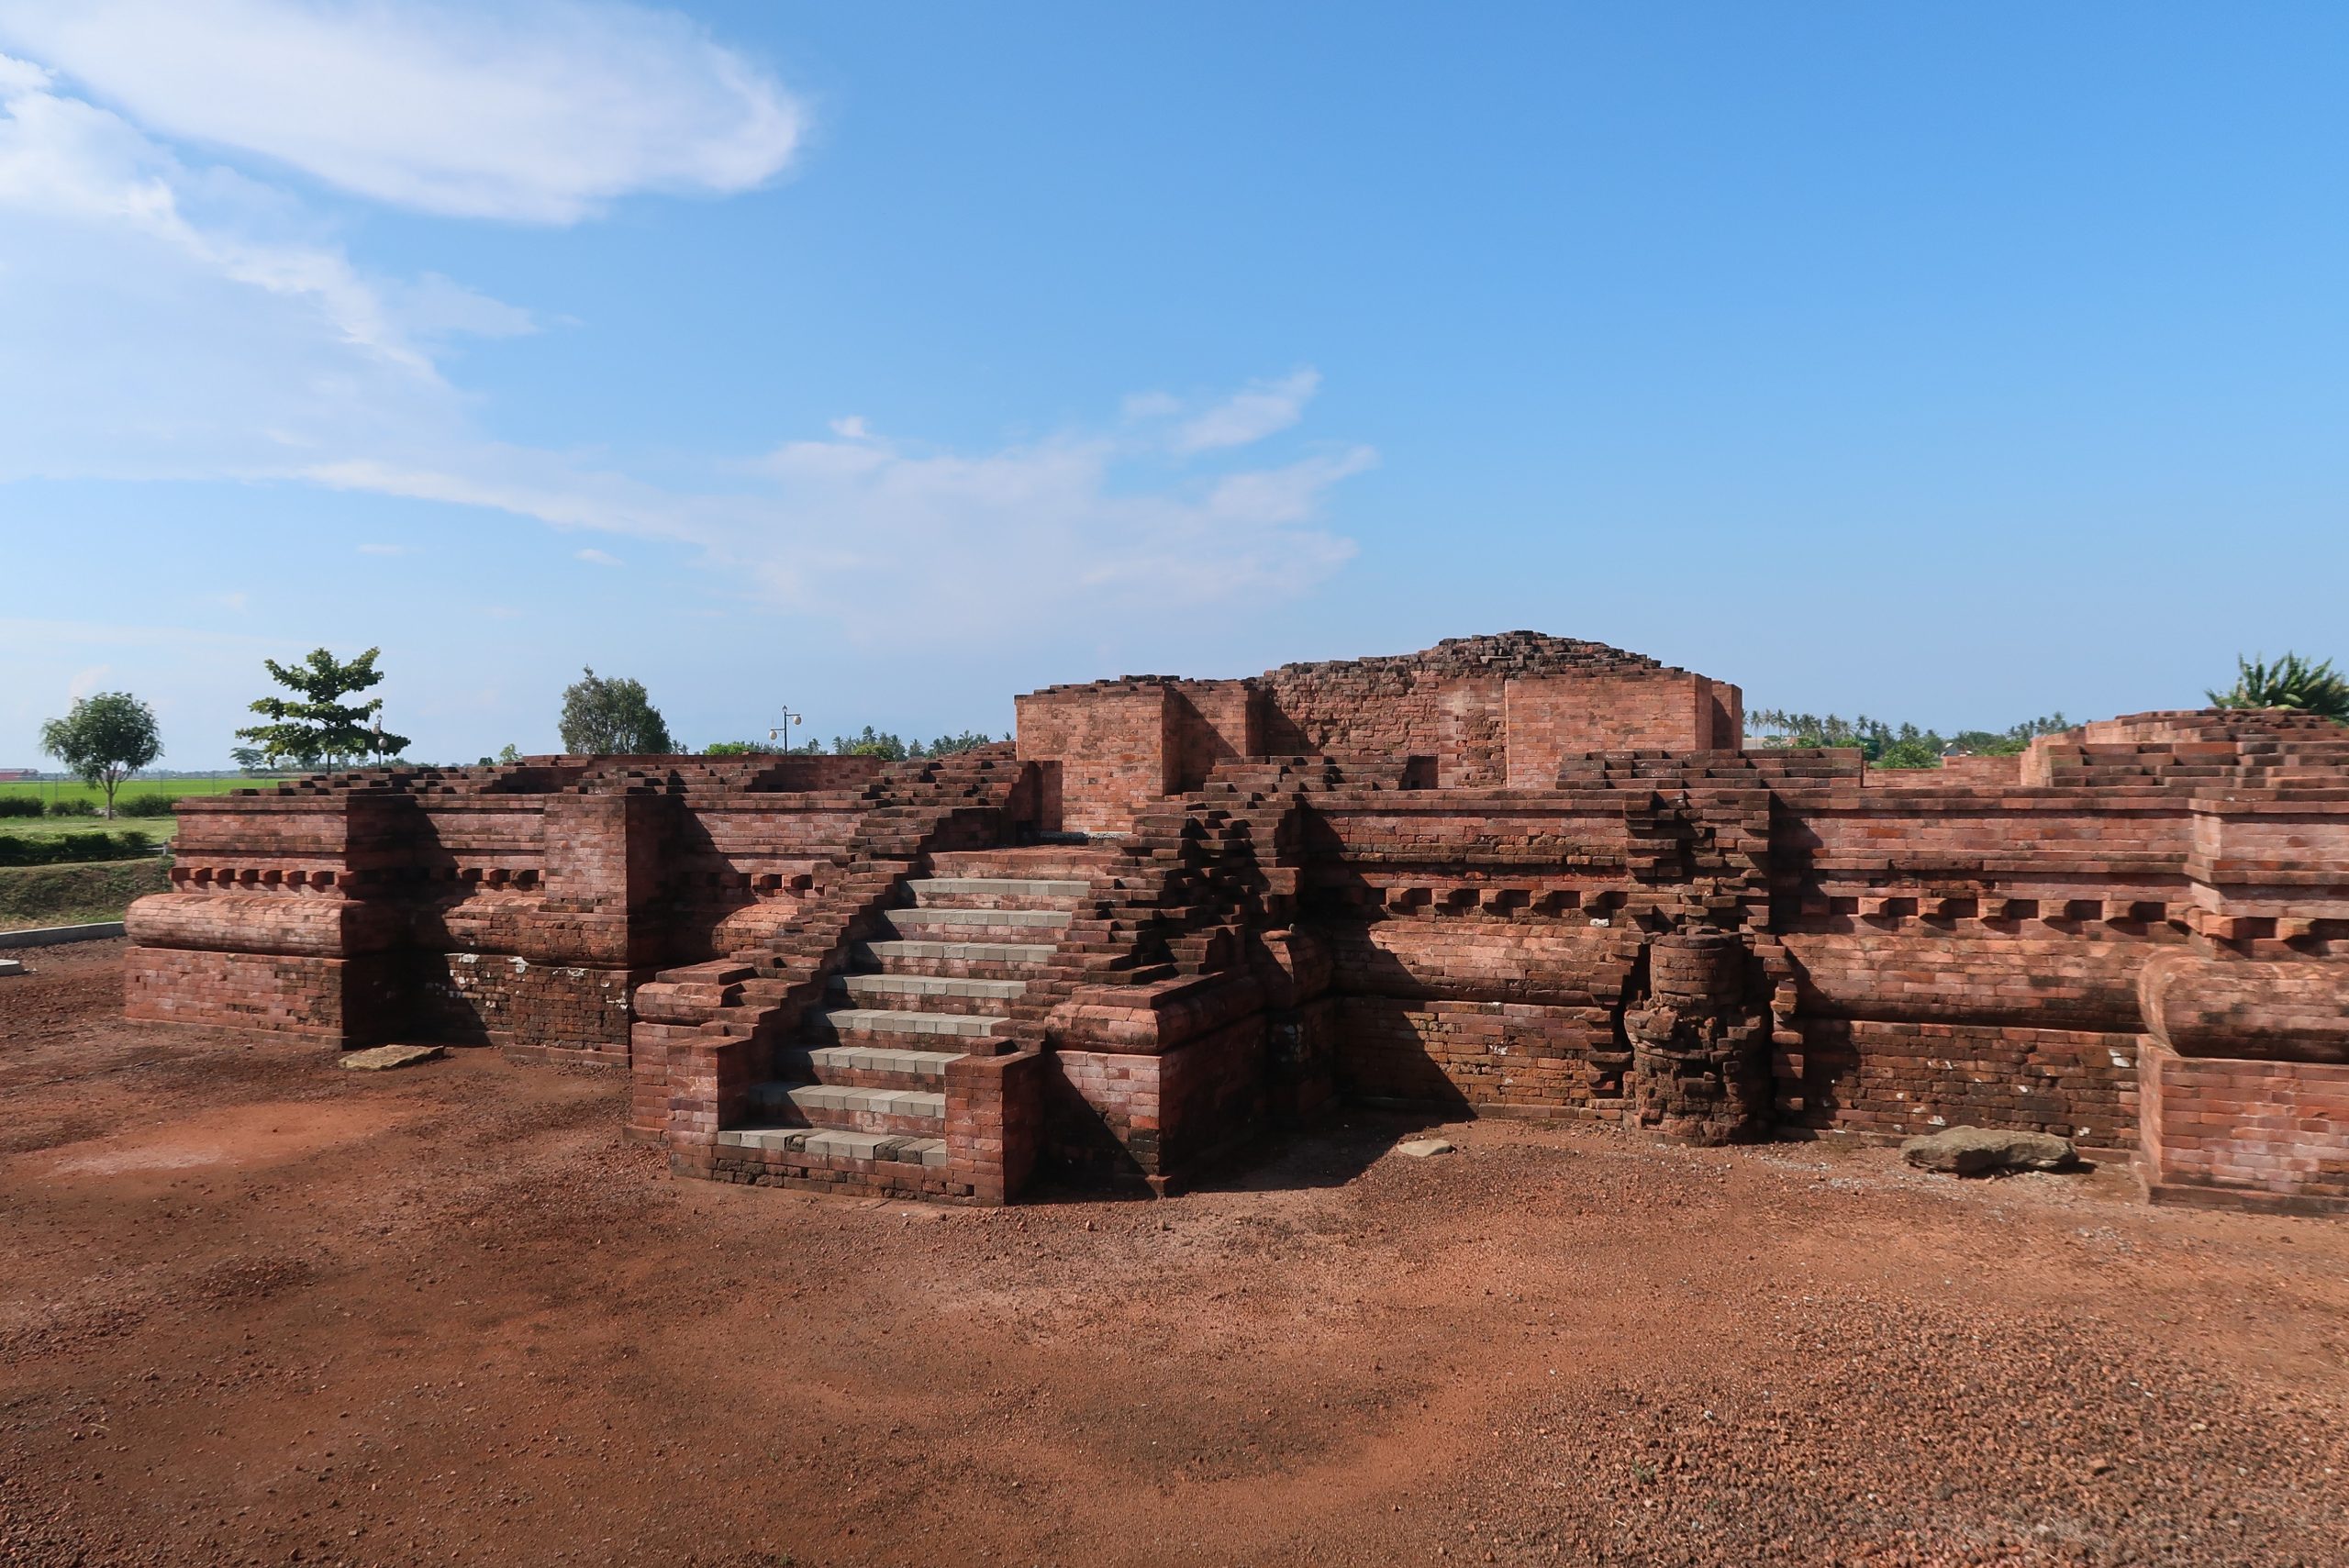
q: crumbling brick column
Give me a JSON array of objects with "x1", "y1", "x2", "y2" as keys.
[{"x1": 1626, "y1": 932, "x2": 1771, "y2": 1144}]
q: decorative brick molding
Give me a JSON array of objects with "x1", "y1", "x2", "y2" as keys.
[{"x1": 122, "y1": 639, "x2": 2349, "y2": 1215}]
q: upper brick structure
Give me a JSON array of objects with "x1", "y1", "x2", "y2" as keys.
[
  {"x1": 1016, "y1": 632, "x2": 1742, "y2": 830},
  {"x1": 124, "y1": 635, "x2": 2349, "y2": 1217}
]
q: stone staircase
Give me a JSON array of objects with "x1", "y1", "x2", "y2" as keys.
[{"x1": 712, "y1": 850, "x2": 1100, "y2": 1177}]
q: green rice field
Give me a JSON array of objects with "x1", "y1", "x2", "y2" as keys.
[
  {"x1": 0, "y1": 777, "x2": 250, "y2": 846},
  {"x1": 0, "y1": 775, "x2": 251, "y2": 809}
]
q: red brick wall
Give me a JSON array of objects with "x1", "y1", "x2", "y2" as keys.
[
  {"x1": 406, "y1": 953, "x2": 644, "y2": 1059},
  {"x1": 1167, "y1": 680, "x2": 1261, "y2": 790},
  {"x1": 1500, "y1": 673, "x2": 1722, "y2": 787},
  {"x1": 1337, "y1": 995, "x2": 1621, "y2": 1114},
  {"x1": 123, "y1": 945, "x2": 402, "y2": 1042},
  {"x1": 1262, "y1": 669, "x2": 1509, "y2": 784},
  {"x1": 1781, "y1": 932, "x2": 2163, "y2": 1034},
  {"x1": 1016, "y1": 682, "x2": 1174, "y2": 832},
  {"x1": 1791, "y1": 1018, "x2": 2142, "y2": 1147},
  {"x1": 2139, "y1": 1043, "x2": 2349, "y2": 1214}
]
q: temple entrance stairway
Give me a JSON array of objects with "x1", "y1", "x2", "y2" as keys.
[{"x1": 710, "y1": 846, "x2": 1113, "y2": 1186}]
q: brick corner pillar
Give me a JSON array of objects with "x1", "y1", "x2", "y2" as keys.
[
  {"x1": 1626, "y1": 931, "x2": 1772, "y2": 1145},
  {"x1": 945, "y1": 1049, "x2": 1047, "y2": 1205},
  {"x1": 627, "y1": 961, "x2": 762, "y2": 1159},
  {"x1": 2135, "y1": 953, "x2": 2349, "y2": 1215}
]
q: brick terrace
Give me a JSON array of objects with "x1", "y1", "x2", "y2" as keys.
[{"x1": 123, "y1": 633, "x2": 2349, "y2": 1214}]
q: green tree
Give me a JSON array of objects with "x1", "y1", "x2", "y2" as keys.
[
  {"x1": 1948, "y1": 715, "x2": 2071, "y2": 756},
  {"x1": 228, "y1": 745, "x2": 266, "y2": 773},
  {"x1": 558, "y1": 668, "x2": 675, "y2": 754},
  {"x1": 497, "y1": 743, "x2": 523, "y2": 764},
  {"x1": 236, "y1": 648, "x2": 409, "y2": 771},
  {"x1": 1748, "y1": 709, "x2": 2073, "y2": 770},
  {"x1": 923, "y1": 729, "x2": 1005, "y2": 756},
  {"x1": 39, "y1": 692, "x2": 162, "y2": 818},
  {"x1": 829, "y1": 726, "x2": 908, "y2": 761},
  {"x1": 2210, "y1": 652, "x2": 2349, "y2": 721}
]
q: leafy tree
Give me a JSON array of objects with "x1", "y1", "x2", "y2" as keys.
[
  {"x1": 228, "y1": 745, "x2": 266, "y2": 773},
  {"x1": 1946, "y1": 715, "x2": 2071, "y2": 756},
  {"x1": 1747, "y1": 709, "x2": 2074, "y2": 770},
  {"x1": 39, "y1": 692, "x2": 162, "y2": 818},
  {"x1": 558, "y1": 668, "x2": 675, "y2": 754},
  {"x1": 704, "y1": 740, "x2": 781, "y2": 756},
  {"x1": 2210, "y1": 652, "x2": 2349, "y2": 721},
  {"x1": 922, "y1": 729, "x2": 1005, "y2": 756},
  {"x1": 497, "y1": 743, "x2": 523, "y2": 764},
  {"x1": 237, "y1": 648, "x2": 408, "y2": 771},
  {"x1": 830, "y1": 726, "x2": 908, "y2": 761}
]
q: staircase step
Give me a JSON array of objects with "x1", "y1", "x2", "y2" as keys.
[
  {"x1": 774, "y1": 1043, "x2": 960, "y2": 1088},
  {"x1": 909, "y1": 876, "x2": 1091, "y2": 908},
  {"x1": 854, "y1": 939, "x2": 1055, "y2": 978},
  {"x1": 804, "y1": 1006, "x2": 1007, "y2": 1041},
  {"x1": 748, "y1": 1081, "x2": 946, "y2": 1135},
  {"x1": 930, "y1": 848, "x2": 1116, "y2": 881},
  {"x1": 883, "y1": 906, "x2": 1071, "y2": 933},
  {"x1": 832, "y1": 973, "x2": 1025, "y2": 1014},
  {"x1": 712, "y1": 1129, "x2": 949, "y2": 1168}
]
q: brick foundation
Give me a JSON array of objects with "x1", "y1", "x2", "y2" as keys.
[{"x1": 126, "y1": 634, "x2": 2349, "y2": 1215}]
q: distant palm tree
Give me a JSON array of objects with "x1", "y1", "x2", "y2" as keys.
[{"x1": 2209, "y1": 652, "x2": 2349, "y2": 721}]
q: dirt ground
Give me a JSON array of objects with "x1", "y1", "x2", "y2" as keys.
[{"x1": 4, "y1": 942, "x2": 2346, "y2": 1568}]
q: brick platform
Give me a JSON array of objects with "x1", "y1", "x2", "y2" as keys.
[{"x1": 127, "y1": 633, "x2": 2349, "y2": 1214}]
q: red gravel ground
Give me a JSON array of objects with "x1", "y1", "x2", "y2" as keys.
[{"x1": 4, "y1": 940, "x2": 2346, "y2": 1567}]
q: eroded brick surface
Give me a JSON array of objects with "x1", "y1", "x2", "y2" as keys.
[{"x1": 128, "y1": 636, "x2": 2349, "y2": 1212}]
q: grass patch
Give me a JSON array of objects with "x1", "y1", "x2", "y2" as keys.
[
  {"x1": 0, "y1": 832, "x2": 159, "y2": 867},
  {"x1": 0, "y1": 816, "x2": 176, "y2": 847},
  {"x1": 0, "y1": 776, "x2": 265, "y2": 846},
  {"x1": 0, "y1": 776, "x2": 250, "y2": 813},
  {"x1": 0, "y1": 858, "x2": 169, "y2": 931}
]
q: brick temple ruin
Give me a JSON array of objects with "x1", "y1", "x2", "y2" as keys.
[{"x1": 122, "y1": 633, "x2": 2349, "y2": 1215}]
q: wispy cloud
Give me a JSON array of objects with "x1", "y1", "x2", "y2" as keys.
[
  {"x1": 0, "y1": 53, "x2": 529, "y2": 389},
  {"x1": 1168, "y1": 369, "x2": 1322, "y2": 453},
  {"x1": 0, "y1": 0, "x2": 804, "y2": 223},
  {"x1": 0, "y1": 17, "x2": 1372, "y2": 644}
]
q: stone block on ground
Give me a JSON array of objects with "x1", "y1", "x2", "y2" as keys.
[
  {"x1": 1394, "y1": 1137, "x2": 1456, "y2": 1159},
  {"x1": 1900, "y1": 1125, "x2": 2076, "y2": 1176},
  {"x1": 340, "y1": 1043, "x2": 448, "y2": 1072}
]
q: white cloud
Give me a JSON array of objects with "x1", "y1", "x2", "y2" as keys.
[
  {"x1": 1170, "y1": 369, "x2": 1321, "y2": 452},
  {"x1": 0, "y1": 0, "x2": 804, "y2": 223},
  {"x1": 0, "y1": 54, "x2": 528, "y2": 395},
  {"x1": 297, "y1": 408, "x2": 1368, "y2": 630},
  {"x1": 575, "y1": 547, "x2": 624, "y2": 566},
  {"x1": 0, "y1": 29, "x2": 1371, "y2": 644}
]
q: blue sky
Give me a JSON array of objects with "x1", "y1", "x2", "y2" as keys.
[{"x1": 3, "y1": 2, "x2": 2344, "y2": 766}]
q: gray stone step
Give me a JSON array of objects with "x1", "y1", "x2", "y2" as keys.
[
  {"x1": 910, "y1": 876, "x2": 1091, "y2": 906},
  {"x1": 854, "y1": 939, "x2": 1055, "y2": 975},
  {"x1": 773, "y1": 1043, "x2": 960, "y2": 1086},
  {"x1": 749, "y1": 1081, "x2": 945, "y2": 1133},
  {"x1": 803, "y1": 1006, "x2": 1006, "y2": 1041},
  {"x1": 832, "y1": 973, "x2": 1025, "y2": 1013},
  {"x1": 713, "y1": 1128, "x2": 948, "y2": 1167},
  {"x1": 883, "y1": 906, "x2": 1071, "y2": 931}
]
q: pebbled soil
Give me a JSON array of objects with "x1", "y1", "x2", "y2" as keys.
[{"x1": 4, "y1": 940, "x2": 2346, "y2": 1567}]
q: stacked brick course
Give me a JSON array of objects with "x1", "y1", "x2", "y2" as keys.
[{"x1": 128, "y1": 638, "x2": 2349, "y2": 1214}]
